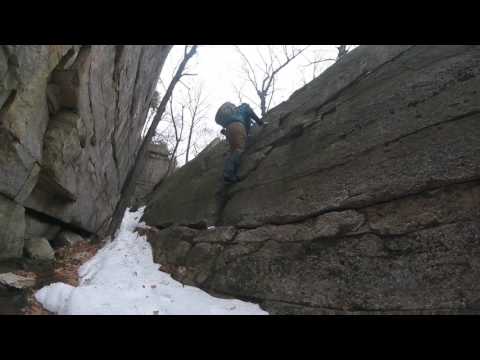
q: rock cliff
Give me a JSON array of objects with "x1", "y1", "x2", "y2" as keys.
[
  {"x1": 0, "y1": 45, "x2": 171, "y2": 260},
  {"x1": 143, "y1": 45, "x2": 480, "y2": 314}
]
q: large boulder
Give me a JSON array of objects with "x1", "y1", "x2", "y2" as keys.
[
  {"x1": 24, "y1": 237, "x2": 55, "y2": 261},
  {"x1": 144, "y1": 45, "x2": 480, "y2": 314}
]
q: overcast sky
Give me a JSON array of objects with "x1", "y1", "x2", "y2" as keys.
[{"x1": 152, "y1": 45, "x2": 348, "y2": 165}]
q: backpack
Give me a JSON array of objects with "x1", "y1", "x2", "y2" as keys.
[{"x1": 215, "y1": 102, "x2": 236, "y2": 127}]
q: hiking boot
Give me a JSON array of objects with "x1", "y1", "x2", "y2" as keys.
[{"x1": 224, "y1": 175, "x2": 240, "y2": 184}]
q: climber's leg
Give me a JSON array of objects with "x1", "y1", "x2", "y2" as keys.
[
  {"x1": 224, "y1": 122, "x2": 247, "y2": 183},
  {"x1": 224, "y1": 149, "x2": 242, "y2": 183}
]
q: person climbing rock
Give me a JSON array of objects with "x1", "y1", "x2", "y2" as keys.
[{"x1": 215, "y1": 102, "x2": 264, "y2": 184}]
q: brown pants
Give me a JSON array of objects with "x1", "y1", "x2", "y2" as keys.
[
  {"x1": 223, "y1": 122, "x2": 247, "y2": 181},
  {"x1": 226, "y1": 122, "x2": 247, "y2": 153}
]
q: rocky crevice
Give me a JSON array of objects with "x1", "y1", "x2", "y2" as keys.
[
  {"x1": 110, "y1": 45, "x2": 125, "y2": 189},
  {"x1": 0, "y1": 89, "x2": 17, "y2": 121},
  {"x1": 24, "y1": 207, "x2": 92, "y2": 240}
]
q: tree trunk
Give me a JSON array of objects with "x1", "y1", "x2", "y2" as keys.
[
  {"x1": 260, "y1": 93, "x2": 267, "y2": 117},
  {"x1": 185, "y1": 121, "x2": 194, "y2": 163},
  {"x1": 337, "y1": 45, "x2": 348, "y2": 60},
  {"x1": 106, "y1": 45, "x2": 198, "y2": 236}
]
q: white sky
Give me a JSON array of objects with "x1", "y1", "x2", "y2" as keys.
[{"x1": 152, "y1": 45, "x2": 348, "y2": 166}]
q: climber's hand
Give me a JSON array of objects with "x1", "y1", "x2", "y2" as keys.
[{"x1": 220, "y1": 128, "x2": 226, "y2": 135}]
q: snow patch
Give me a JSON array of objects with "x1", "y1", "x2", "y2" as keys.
[{"x1": 35, "y1": 207, "x2": 267, "y2": 315}]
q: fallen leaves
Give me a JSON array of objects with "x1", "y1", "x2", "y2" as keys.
[
  {"x1": 22, "y1": 296, "x2": 51, "y2": 315},
  {"x1": 21, "y1": 240, "x2": 102, "y2": 315}
]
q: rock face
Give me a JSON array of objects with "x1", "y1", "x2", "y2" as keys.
[
  {"x1": 132, "y1": 142, "x2": 171, "y2": 207},
  {"x1": 144, "y1": 45, "x2": 480, "y2": 314},
  {"x1": 0, "y1": 45, "x2": 172, "y2": 260}
]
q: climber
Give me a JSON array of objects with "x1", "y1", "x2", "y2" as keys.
[{"x1": 215, "y1": 102, "x2": 264, "y2": 184}]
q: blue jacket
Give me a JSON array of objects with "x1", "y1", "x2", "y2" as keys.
[{"x1": 223, "y1": 103, "x2": 262, "y2": 133}]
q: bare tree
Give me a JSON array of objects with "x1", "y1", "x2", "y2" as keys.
[
  {"x1": 153, "y1": 79, "x2": 208, "y2": 168},
  {"x1": 301, "y1": 45, "x2": 356, "y2": 83},
  {"x1": 235, "y1": 45, "x2": 309, "y2": 116},
  {"x1": 164, "y1": 92, "x2": 185, "y2": 173},
  {"x1": 190, "y1": 126, "x2": 215, "y2": 157},
  {"x1": 108, "y1": 45, "x2": 198, "y2": 235},
  {"x1": 184, "y1": 83, "x2": 208, "y2": 163},
  {"x1": 336, "y1": 45, "x2": 349, "y2": 60},
  {"x1": 301, "y1": 55, "x2": 336, "y2": 84},
  {"x1": 232, "y1": 81, "x2": 246, "y2": 104}
]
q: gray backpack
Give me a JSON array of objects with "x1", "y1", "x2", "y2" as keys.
[{"x1": 215, "y1": 102, "x2": 236, "y2": 127}]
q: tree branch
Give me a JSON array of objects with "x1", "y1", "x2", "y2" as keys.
[{"x1": 108, "y1": 45, "x2": 197, "y2": 234}]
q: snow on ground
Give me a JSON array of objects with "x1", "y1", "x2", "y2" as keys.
[{"x1": 35, "y1": 208, "x2": 268, "y2": 315}]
